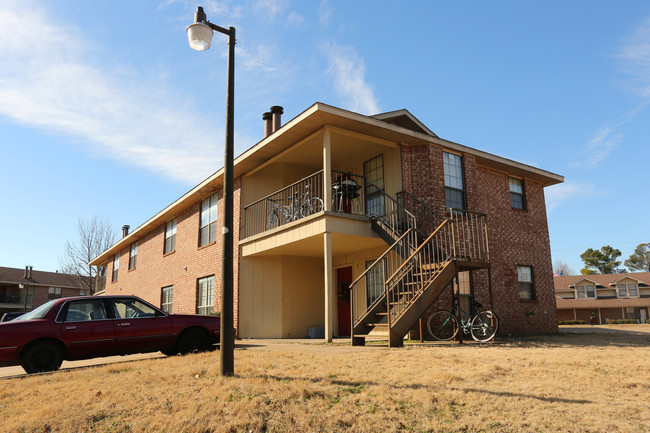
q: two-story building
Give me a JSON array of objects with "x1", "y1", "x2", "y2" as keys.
[
  {"x1": 0, "y1": 266, "x2": 89, "y2": 317},
  {"x1": 555, "y1": 272, "x2": 650, "y2": 324},
  {"x1": 90, "y1": 102, "x2": 563, "y2": 345}
]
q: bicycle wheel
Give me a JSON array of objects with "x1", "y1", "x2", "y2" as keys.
[
  {"x1": 300, "y1": 197, "x2": 324, "y2": 218},
  {"x1": 266, "y1": 211, "x2": 280, "y2": 229},
  {"x1": 470, "y1": 311, "x2": 499, "y2": 342},
  {"x1": 427, "y1": 310, "x2": 459, "y2": 341}
]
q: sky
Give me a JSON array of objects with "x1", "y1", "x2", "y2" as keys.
[{"x1": 1, "y1": 0, "x2": 649, "y2": 276}]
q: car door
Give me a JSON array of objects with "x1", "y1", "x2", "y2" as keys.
[
  {"x1": 109, "y1": 298, "x2": 174, "y2": 354},
  {"x1": 58, "y1": 299, "x2": 116, "y2": 359}
]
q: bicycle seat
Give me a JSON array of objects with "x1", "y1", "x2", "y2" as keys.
[{"x1": 473, "y1": 301, "x2": 483, "y2": 309}]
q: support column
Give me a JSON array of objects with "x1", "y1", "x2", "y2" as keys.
[
  {"x1": 322, "y1": 127, "x2": 332, "y2": 212},
  {"x1": 324, "y1": 231, "x2": 334, "y2": 342}
]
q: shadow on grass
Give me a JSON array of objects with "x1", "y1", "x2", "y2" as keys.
[{"x1": 249, "y1": 374, "x2": 592, "y2": 405}]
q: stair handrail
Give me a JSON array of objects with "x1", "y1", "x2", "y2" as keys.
[
  {"x1": 396, "y1": 190, "x2": 445, "y2": 232},
  {"x1": 349, "y1": 228, "x2": 415, "y2": 327},
  {"x1": 366, "y1": 185, "x2": 418, "y2": 250}
]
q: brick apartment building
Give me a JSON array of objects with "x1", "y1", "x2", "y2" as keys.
[
  {"x1": 0, "y1": 266, "x2": 89, "y2": 317},
  {"x1": 555, "y1": 272, "x2": 650, "y2": 324},
  {"x1": 90, "y1": 103, "x2": 563, "y2": 344}
]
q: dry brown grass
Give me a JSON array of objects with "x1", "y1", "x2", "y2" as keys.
[{"x1": 2, "y1": 328, "x2": 650, "y2": 433}]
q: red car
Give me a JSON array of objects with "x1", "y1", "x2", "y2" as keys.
[{"x1": 0, "y1": 295, "x2": 220, "y2": 374}]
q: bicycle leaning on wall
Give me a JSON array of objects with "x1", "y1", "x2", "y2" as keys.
[
  {"x1": 266, "y1": 183, "x2": 324, "y2": 229},
  {"x1": 426, "y1": 300, "x2": 499, "y2": 342}
]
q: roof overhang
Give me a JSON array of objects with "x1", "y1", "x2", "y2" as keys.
[{"x1": 90, "y1": 102, "x2": 564, "y2": 266}]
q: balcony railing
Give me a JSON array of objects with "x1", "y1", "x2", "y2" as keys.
[{"x1": 242, "y1": 170, "x2": 367, "y2": 238}]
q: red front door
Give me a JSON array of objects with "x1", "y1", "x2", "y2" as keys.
[{"x1": 337, "y1": 267, "x2": 352, "y2": 336}]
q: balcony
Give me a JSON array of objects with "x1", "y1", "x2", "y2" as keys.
[{"x1": 242, "y1": 170, "x2": 366, "y2": 239}]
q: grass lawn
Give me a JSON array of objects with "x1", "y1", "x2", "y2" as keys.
[{"x1": 1, "y1": 326, "x2": 649, "y2": 432}]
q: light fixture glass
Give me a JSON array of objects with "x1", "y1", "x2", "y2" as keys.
[{"x1": 187, "y1": 22, "x2": 213, "y2": 51}]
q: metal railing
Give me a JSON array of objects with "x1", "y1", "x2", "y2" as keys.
[
  {"x1": 331, "y1": 171, "x2": 365, "y2": 216},
  {"x1": 396, "y1": 190, "x2": 445, "y2": 239},
  {"x1": 367, "y1": 185, "x2": 418, "y2": 250},
  {"x1": 242, "y1": 171, "x2": 325, "y2": 238},
  {"x1": 385, "y1": 209, "x2": 488, "y2": 324}
]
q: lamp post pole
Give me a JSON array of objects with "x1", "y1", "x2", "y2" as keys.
[{"x1": 187, "y1": 6, "x2": 235, "y2": 376}]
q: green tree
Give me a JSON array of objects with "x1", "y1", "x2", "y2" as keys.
[
  {"x1": 580, "y1": 245, "x2": 622, "y2": 274},
  {"x1": 624, "y1": 243, "x2": 650, "y2": 272}
]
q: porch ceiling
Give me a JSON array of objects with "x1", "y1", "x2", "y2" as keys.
[{"x1": 243, "y1": 232, "x2": 387, "y2": 258}]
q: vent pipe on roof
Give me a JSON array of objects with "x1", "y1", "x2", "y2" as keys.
[
  {"x1": 122, "y1": 225, "x2": 130, "y2": 238},
  {"x1": 270, "y1": 105, "x2": 283, "y2": 133},
  {"x1": 263, "y1": 111, "x2": 272, "y2": 138},
  {"x1": 24, "y1": 265, "x2": 33, "y2": 279}
]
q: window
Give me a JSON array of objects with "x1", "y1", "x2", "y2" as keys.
[
  {"x1": 112, "y1": 254, "x2": 119, "y2": 282},
  {"x1": 161, "y1": 285, "x2": 173, "y2": 313},
  {"x1": 80, "y1": 289, "x2": 91, "y2": 296},
  {"x1": 509, "y1": 177, "x2": 526, "y2": 210},
  {"x1": 48, "y1": 287, "x2": 62, "y2": 299},
  {"x1": 164, "y1": 218, "x2": 177, "y2": 254},
  {"x1": 197, "y1": 275, "x2": 215, "y2": 315},
  {"x1": 365, "y1": 259, "x2": 387, "y2": 305},
  {"x1": 618, "y1": 284, "x2": 627, "y2": 297},
  {"x1": 576, "y1": 285, "x2": 595, "y2": 298},
  {"x1": 517, "y1": 266, "x2": 535, "y2": 300},
  {"x1": 626, "y1": 307, "x2": 635, "y2": 319},
  {"x1": 129, "y1": 242, "x2": 137, "y2": 270},
  {"x1": 62, "y1": 299, "x2": 107, "y2": 322},
  {"x1": 112, "y1": 298, "x2": 158, "y2": 319},
  {"x1": 364, "y1": 155, "x2": 385, "y2": 217},
  {"x1": 628, "y1": 283, "x2": 638, "y2": 296},
  {"x1": 200, "y1": 194, "x2": 218, "y2": 246},
  {"x1": 443, "y1": 152, "x2": 465, "y2": 211}
]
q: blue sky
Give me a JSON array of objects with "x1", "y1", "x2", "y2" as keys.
[{"x1": 1, "y1": 0, "x2": 649, "y2": 275}]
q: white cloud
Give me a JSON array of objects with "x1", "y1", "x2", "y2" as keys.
[
  {"x1": 618, "y1": 16, "x2": 650, "y2": 99},
  {"x1": 318, "y1": 0, "x2": 332, "y2": 27},
  {"x1": 0, "y1": 1, "x2": 219, "y2": 185},
  {"x1": 254, "y1": 0, "x2": 289, "y2": 20},
  {"x1": 545, "y1": 181, "x2": 595, "y2": 211},
  {"x1": 582, "y1": 126, "x2": 622, "y2": 169},
  {"x1": 323, "y1": 44, "x2": 380, "y2": 115}
]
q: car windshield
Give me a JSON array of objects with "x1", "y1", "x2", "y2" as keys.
[{"x1": 13, "y1": 300, "x2": 57, "y2": 321}]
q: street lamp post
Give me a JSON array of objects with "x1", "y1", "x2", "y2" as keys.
[{"x1": 187, "y1": 6, "x2": 235, "y2": 376}]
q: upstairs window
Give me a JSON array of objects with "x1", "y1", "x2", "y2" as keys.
[
  {"x1": 517, "y1": 265, "x2": 535, "y2": 300},
  {"x1": 628, "y1": 283, "x2": 638, "y2": 296},
  {"x1": 509, "y1": 177, "x2": 526, "y2": 210},
  {"x1": 48, "y1": 287, "x2": 62, "y2": 299},
  {"x1": 364, "y1": 155, "x2": 385, "y2": 217},
  {"x1": 129, "y1": 242, "x2": 137, "y2": 270},
  {"x1": 197, "y1": 275, "x2": 215, "y2": 315},
  {"x1": 443, "y1": 152, "x2": 465, "y2": 211},
  {"x1": 112, "y1": 254, "x2": 119, "y2": 282},
  {"x1": 161, "y1": 285, "x2": 173, "y2": 313},
  {"x1": 200, "y1": 194, "x2": 218, "y2": 247},
  {"x1": 576, "y1": 285, "x2": 595, "y2": 298},
  {"x1": 164, "y1": 218, "x2": 177, "y2": 254},
  {"x1": 618, "y1": 284, "x2": 627, "y2": 297}
]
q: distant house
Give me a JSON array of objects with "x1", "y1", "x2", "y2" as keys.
[
  {"x1": 0, "y1": 266, "x2": 89, "y2": 316},
  {"x1": 90, "y1": 102, "x2": 563, "y2": 344},
  {"x1": 555, "y1": 272, "x2": 650, "y2": 324}
]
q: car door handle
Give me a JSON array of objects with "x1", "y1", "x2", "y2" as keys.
[
  {"x1": 65, "y1": 326, "x2": 77, "y2": 330},
  {"x1": 118, "y1": 322, "x2": 130, "y2": 326}
]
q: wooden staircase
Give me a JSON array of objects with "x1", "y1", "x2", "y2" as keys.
[{"x1": 350, "y1": 192, "x2": 489, "y2": 347}]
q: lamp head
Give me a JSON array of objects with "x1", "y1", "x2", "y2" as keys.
[{"x1": 187, "y1": 7, "x2": 213, "y2": 51}]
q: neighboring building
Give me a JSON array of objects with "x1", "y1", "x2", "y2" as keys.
[
  {"x1": 555, "y1": 272, "x2": 650, "y2": 324},
  {"x1": 90, "y1": 102, "x2": 563, "y2": 344},
  {"x1": 0, "y1": 266, "x2": 90, "y2": 316}
]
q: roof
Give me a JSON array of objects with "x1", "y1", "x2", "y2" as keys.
[
  {"x1": 0, "y1": 266, "x2": 84, "y2": 289},
  {"x1": 554, "y1": 272, "x2": 650, "y2": 292},
  {"x1": 90, "y1": 102, "x2": 565, "y2": 266}
]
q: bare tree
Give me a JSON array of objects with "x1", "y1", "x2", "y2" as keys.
[
  {"x1": 553, "y1": 260, "x2": 574, "y2": 276},
  {"x1": 59, "y1": 216, "x2": 117, "y2": 293}
]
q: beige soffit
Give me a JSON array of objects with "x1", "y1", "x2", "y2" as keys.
[{"x1": 90, "y1": 102, "x2": 564, "y2": 265}]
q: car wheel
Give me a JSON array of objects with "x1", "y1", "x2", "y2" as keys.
[
  {"x1": 21, "y1": 341, "x2": 63, "y2": 374},
  {"x1": 177, "y1": 328, "x2": 210, "y2": 354}
]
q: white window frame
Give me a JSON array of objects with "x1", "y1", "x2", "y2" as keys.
[
  {"x1": 164, "y1": 218, "x2": 177, "y2": 254},
  {"x1": 161, "y1": 285, "x2": 173, "y2": 313},
  {"x1": 129, "y1": 242, "x2": 137, "y2": 270},
  {"x1": 199, "y1": 194, "x2": 218, "y2": 247},
  {"x1": 197, "y1": 275, "x2": 215, "y2": 315},
  {"x1": 618, "y1": 284, "x2": 628, "y2": 297}
]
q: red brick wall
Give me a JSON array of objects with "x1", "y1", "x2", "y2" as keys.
[
  {"x1": 401, "y1": 146, "x2": 559, "y2": 335},
  {"x1": 105, "y1": 177, "x2": 242, "y2": 335}
]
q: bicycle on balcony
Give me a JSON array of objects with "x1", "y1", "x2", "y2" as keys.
[
  {"x1": 426, "y1": 300, "x2": 499, "y2": 342},
  {"x1": 266, "y1": 183, "x2": 324, "y2": 229}
]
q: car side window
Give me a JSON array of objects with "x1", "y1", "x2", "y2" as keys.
[
  {"x1": 63, "y1": 300, "x2": 107, "y2": 322},
  {"x1": 112, "y1": 299, "x2": 158, "y2": 319}
]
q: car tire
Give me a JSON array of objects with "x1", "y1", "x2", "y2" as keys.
[
  {"x1": 177, "y1": 328, "x2": 210, "y2": 354},
  {"x1": 21, "y1": 341, "x2": 63, "y2": 374}
]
